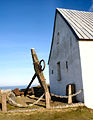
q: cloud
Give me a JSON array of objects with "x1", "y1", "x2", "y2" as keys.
[{"x1": 89, "y1": 0, "x2": 93, "y2": 12}]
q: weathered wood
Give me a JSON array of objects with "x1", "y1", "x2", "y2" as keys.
[
  {"x1": 31, "y1": 48, "x2": 51, "y2": 108},
  {"x1": 68, "y1": 85, "x2": 72, "y2": 104},
  {"x1": 1, "y1": 94, "x2": 7, "y2": 113},
  {"x1": 24, "y1": 73, "x2": 36, "y2": 96},
  {"x1": 0, "y1": 89, "x2": 1, "y2": 96}
]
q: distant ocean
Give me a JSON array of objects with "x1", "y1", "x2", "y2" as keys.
[{"x1": 0, "y1": 85, "x2": 37, "y2": 90}]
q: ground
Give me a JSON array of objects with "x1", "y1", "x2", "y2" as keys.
[
  {"x1": 0, "y1": 86, "x2": 93, "y2": 120},
  {"x1": 0, "y1": 107, "x2": 93, "y2": 120},
  {"x1": 6, "y1": 95, "x2": 67, "y2": 110}
]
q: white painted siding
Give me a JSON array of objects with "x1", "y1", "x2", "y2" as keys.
[
  {"x1": 49, "y1": 12, "x2": 84, "y2": 102},
  {"x1": 79, "y1": 41, "x2": 93, "y2": 108}
]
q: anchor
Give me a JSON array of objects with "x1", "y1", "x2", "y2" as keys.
[{"x1": 24, "y1": 48, "x2": 51, "y2": 108}]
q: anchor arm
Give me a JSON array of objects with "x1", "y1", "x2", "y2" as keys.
[{"x1": 24, "y1": 73, "x2": 37, "y2": 96}]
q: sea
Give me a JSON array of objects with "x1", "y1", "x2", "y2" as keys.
[{"x1": 0, "y1": 85, "x2": 37, "y2": 90}]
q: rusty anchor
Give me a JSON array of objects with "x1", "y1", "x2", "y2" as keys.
[{"x1": 24, "y1": 48, "x2": 51, "y2": 108}]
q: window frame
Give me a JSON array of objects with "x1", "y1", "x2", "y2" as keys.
[{"x1": 57, "y1": 61, "x2": 61, "y2": 81}]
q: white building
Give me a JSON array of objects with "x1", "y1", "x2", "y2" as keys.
[{"x1": 48, "y1": 8, "x2": 93, "y2": 109}]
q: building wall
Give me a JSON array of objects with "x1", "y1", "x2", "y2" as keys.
[
  {"x1": 49, "y1": 12, "x2": 84, "y2": 102},
  {"x1": 79, "y1": 41, "x2": 93, "y2": 108}
]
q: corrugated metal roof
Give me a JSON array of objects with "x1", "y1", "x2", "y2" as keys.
[{"x1": 57, "y1": 8, "x2": 93, "y2": 39}]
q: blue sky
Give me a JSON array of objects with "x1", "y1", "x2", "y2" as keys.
[{"x1": 0, "y1": 0, "x2": 93, "y2": 86}]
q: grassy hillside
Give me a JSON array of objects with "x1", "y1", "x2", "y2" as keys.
[{"x1": 0, "y1": 107, "x2": 93, "y2": 120}]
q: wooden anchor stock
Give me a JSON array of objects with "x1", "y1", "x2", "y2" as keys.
[{"x1": 24, "y1": 48, "x2": 51, "y2": 108}]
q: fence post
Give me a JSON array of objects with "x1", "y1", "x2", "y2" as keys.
[
  {"x1": 45, "y1": 91, "x2": 51, "y2": 109},
  {"x1": 68, "y1": 85, "x2": 72, "y2": 104},
  {"x1": 1, "y1": 93, "x2": 7, "y2": 113}
]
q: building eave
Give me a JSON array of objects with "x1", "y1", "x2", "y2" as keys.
[{"x1": 79, "y1": 39, "x2": 93, "y2": 41}]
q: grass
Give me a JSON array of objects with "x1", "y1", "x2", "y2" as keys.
[
  {"x1": 0, "y1": 95, "x2": 93, "y2": 120},
  {"x1": 0, "y1": 95, "x2": 66, "y2": 111},
  {"x1": 0, "y1": 107, "x2": 93, "y2": 120},
  {"x1": 0, "y1": 86, "x2": 93, "y2": 120}
]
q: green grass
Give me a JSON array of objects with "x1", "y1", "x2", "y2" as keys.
[
  {"x1": 0, "y1": 107, "x2": 93, "y2": 120},
  {"x1": 0, "y1": 90, "x2": 93, "y2": 120},
  {"x1": 4, "y1": 95, "x2": 66, "y2": 111}
]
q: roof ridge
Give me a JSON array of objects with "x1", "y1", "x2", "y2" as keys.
[
  {"x1": 57, "y1": 8, "x2": 93, "y2": 13},
  {"x1": 57, "y1": 8, "x2": 93, "y2": 39}
]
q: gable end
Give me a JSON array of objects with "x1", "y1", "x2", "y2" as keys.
[{"x1": 48, "y1": 9, "x2": 79, "y2": 64}]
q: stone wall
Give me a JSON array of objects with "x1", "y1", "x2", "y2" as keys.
[{"x1": 49, "y1": 12, "x2": 84, "y2": 102}]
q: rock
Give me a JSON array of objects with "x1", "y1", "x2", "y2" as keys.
[
  {"x1": 12, "y1": 88, "x2": 20, "y2": 96},
  {"x1": 1, "y1": 89, "x2": 12, "y2": 94}
]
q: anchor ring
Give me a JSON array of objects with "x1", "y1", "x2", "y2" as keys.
[{"x1": 39, "y1": 59, "x2": 45, "y2": 71}]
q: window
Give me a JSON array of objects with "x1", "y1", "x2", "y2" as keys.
[
  {"x1": 66, "y1": 61, "x2": 68, "y2": 72},
  {"x1": 70, "y1": 37, "x2": 72, "y2": 48},
  {"x1": 52, "y1": 70, "x2": 53, "y2": 74},
  {"x1": 57, "y1": 62, "x2": 61, "y2": 81},
  {"x1": 57, "y1": 32, "x2": 59, "y2": 44}
]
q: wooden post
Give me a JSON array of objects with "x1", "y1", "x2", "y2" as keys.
[
  {"x1": 45, "y1": 91, "x2": 50, "y2": 108},
  {"x1": 68, "y1": 85, "x2": 72, "y2": 104},
  {"x1": 1, "y1": 94, "x2": 7, "y2": 113}
]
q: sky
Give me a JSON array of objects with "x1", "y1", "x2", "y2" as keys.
[{"x1": 0, "y1": 0, "x2": 93, "y2": 87}]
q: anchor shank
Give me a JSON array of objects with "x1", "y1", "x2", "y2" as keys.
[{"x1": 31, "y1": 48, "x2": 51, "y2": 108}]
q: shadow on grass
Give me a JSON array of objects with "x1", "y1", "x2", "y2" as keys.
[{"x1": 26, "y1": 102, "x2": 45, "y2": 108}]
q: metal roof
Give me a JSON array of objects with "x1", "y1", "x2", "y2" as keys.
[
  {"x1": 57, "y1": 8, "x2": 93, "y2": 39},
  {"x1": 48, "y1": 9, "x2": 93, "y2": 64}
]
